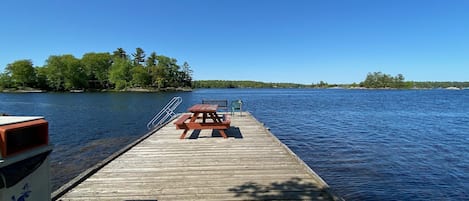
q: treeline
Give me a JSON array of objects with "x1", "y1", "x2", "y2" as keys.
[
  {"x1": 0, "y1": 47, "x2": 192, "y2": 91},
  {"x1": 194, "y1": 72, "x2": 469, "y2": 89},
  {"x1": 412, "y1": 81, "x2": 469, "y2": 89},
  {"x1": 193, "y1": 80, "x2": 306, "y2": 88}
]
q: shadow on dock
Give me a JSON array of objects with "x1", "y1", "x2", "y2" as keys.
[
  {"x1": 228, "y1": 177, "x2": 342, "y2": 201},
  {"x1": 188, "y1": 126, "x2": 243, "y2": 139}
]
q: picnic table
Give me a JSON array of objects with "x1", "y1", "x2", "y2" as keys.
[{"x1": 174, "y1": 104, "x2": 231, "y2": 139}]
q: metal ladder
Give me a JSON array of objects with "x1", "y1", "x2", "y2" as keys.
[{"x1": 146, "y1": 96, "x2": 183, "y2": 129}]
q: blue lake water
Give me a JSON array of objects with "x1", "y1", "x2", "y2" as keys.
[{"x1": 1, "y1": 89, "x2": 468, "y2": 200}]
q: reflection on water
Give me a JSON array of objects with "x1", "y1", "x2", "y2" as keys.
[{"x1": 1, "y1": 89, "x2": 468, "y2": 201}]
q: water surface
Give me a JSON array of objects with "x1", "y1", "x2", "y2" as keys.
[{"x1": 1, "y1": 89, "x2": 468, "y2": 200}]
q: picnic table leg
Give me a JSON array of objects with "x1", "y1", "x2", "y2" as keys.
[
  {"x1": 218, "y1": 129, "x2": 228, "y2": 138},
  {"x1": 209, "y1": 113, "x2": 221, "y2": 123},
  {"x1": 180, "y1": 129, "x2": 189, "y2": 139},
  {"x1": 191, "y1": 112, "x2": 200, "y2": 122}
]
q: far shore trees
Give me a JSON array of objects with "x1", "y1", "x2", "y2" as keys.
[
  {"x1": 360, "y1": 72, "x2": 411, "y2": 89},
  {"x1": 82, "y1": 52, "x2": 112, "y2": 89},
  {"x1": 5, "y1": 59, "x2": 36, "y2": 88},
  {"x1": 0, "y1": 47, "x2": 192, "y2": 91}
]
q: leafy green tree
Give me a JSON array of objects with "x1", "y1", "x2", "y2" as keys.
[
  {"x1": 130, "y1": 65, "x2": 150, "y2": 87},
  {"x1": 82, "y1": 52, "x2": 112, "y2": 89},
  {"x1": 44, "y1": 56, "x2": 65, "y2": 90},
  {"x1": 63, "y1": 55, "x2": 87, "y2": 90},
  {"x1": 34, "y1": 67, "x2": 49, "y2": 90},
  {"x1": 45, "y1": 55, "x2": 86, "y2": 91},
  {"x1": 109, "y1": 57, "x2": 132, "y2": 90},
  {"x1": 154, "y1": 65, "x2": 166, "y2": 89},
  {"x1": 0, "y1": 72, "x2": 13, "y2": 89},
  {"x1": 156, "y1": 55, "x2": 180, "y2": 87},
  {"x1": 6, "y1": 59, "x2": 36, "y2": 87}
]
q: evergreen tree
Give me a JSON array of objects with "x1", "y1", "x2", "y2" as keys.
[{"x1": 131, "y1": 47, "x2": 145, "y2": 66}]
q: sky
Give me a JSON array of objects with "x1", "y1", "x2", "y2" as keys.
[{"x1": 1, "y1": 0, "x2": 468, "y2": 84}]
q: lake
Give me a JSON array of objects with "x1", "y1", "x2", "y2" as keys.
[{"x1": 1, "y1": 89, "x2": 468, "y2": 200}]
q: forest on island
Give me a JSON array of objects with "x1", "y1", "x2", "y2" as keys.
[
  {"x1": 0, "y1": 47, "x2": 193, "y2": 91},
  {"x1": 359, "y1": 72, "x2": 411, "y2": 88},
  {"x1": 358, "y1": 72, "x2": 469, "y2": 89}
]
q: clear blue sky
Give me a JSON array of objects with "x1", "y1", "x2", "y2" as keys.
[{"x1": 1, "y1": 0, "x2": 468, "y2": 84}]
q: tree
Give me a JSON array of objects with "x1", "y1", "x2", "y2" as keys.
[
  {"x1": 0, "y1": 72, "x2": 12, "y2": 89},
  {"x1": 82, "y1": 52, "x2": 112, "y2": 89},
  {"x1": 146, "y1": 52, "x2": 158, "y2": 67},
  {"x1": 109, "y1": 57, "x2": 132, "y2": 90},
  {"x1": 318, "y1": 81, "x2": 328, "y2": 88},
  {"x1": 44, "y1": 56, "x2": 65, "y2": 90},
  {"x1": 156, "y1": 56, "x2": 180, "y2": 87},
  {"x1": 130, "y1": 65, "x2": 150, "y2": 87},
  {"x1": 6, "y1": 59, "x2": 36, "y2": 87},
  {"x1": 154, "y1": 65, "x2": 166, "y2": 89},
  {"x1": 34, "y1": 67, "x2": 49, "y2": 90},
  {"x1": 131, "y1": 47, "x2": 145, "y2": 66},
  {"x1": 394, "y1": 74, "x2": 405, "y2": 88},
  {"x1": 146, "y1": 52, "x2": 158, "y2": 86},
  {"x1": 181, "y1": 62, "x2": 193, "y2": 87},
  {"x1": 45, "y1": 55, "x2": 87, "y2": 91},
  {"x1": 112, "y1": 48, "x2": 127, "y2": 59}
]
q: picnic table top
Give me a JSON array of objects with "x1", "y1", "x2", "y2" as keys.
[{"x1": 188, "y1": 104, "x2": 218, "y2": 113}]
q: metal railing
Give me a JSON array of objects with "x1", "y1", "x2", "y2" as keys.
[{"x1": 146, "y1": 96, "x2": 182, "y2": 129}]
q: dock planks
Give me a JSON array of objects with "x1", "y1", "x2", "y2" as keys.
[{"x1": 56, "y1": 112, "x2": 342, "y2": 201}]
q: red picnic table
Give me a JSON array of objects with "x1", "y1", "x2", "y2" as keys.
[{"x1": 174, "y1": 104, "x2": 231, "y2": 139}]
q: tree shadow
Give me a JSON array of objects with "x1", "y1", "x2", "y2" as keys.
[{"x1": 228, "y1": 177, "x2": 342, "y2": 201}]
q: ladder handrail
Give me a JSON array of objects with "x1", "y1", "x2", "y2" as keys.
[{"x1": 147, "y1": 97, "x2": 183, "y2": 129}]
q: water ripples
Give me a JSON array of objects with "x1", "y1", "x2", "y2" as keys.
[
  {"x1": 1, "y1": 89, "x2": 468, "y2": 200},
  {"x1": 230, "y1": 89, "x2": 469, "y2": 201}
]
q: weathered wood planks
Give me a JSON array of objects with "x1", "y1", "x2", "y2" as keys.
[{"x1": 56, "y1": 112, "x2": 343, "y2": 201}]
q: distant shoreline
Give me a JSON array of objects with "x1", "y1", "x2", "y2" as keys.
[{"x1": 2, "y1": 85, "x2": 468, "y2": 93}]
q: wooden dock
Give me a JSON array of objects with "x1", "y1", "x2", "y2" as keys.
[{"x1": 55, "y1": 112, "x2": 343, "y2": 201}]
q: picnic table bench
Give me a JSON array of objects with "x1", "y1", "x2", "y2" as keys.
[
  {"x1": 202, "y1": 100, "x2": 228, "y2": 111},
  {"x1": 174, "y1": 104, "x2": 231, "y2": 139}
]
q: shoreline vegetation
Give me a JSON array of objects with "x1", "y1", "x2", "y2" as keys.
[
  {"x1": 192, "y1": 72, "x2": 469, "y2": 90},
  {"x1": 2, "y1": 79, "x2": 468, "y2": 93},
  {"x1": 192, "y1": 80, "x2": 469, "y2": 90},
  {"x1": 1, "y1": 48, "x2": 467, "y2": 92},
  {"x1": 0, "y1": 47, "x2": 193, "y2": 92}
]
